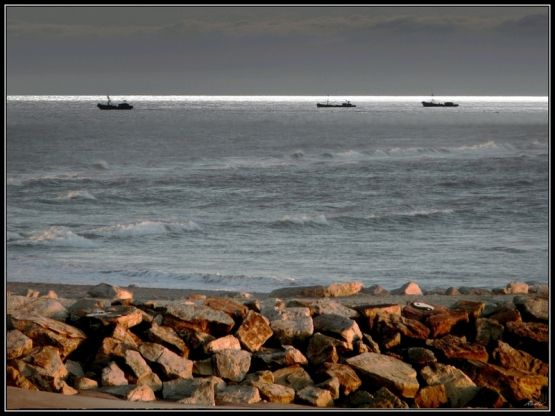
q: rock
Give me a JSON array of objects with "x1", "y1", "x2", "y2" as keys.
[
  {"x1": 7, "y1": 329, "x2": 33, "y2": 360},
  {"x1": 390, "y1": 281, "x2": 422, "y2": 296},
  {"x1": 458, "y1": 287, "x2": 491, "y2": 296},
  {"x1": 361, "y1": 285, "x2": 390, "y2": 296},
  {"x1": 101, "y1": 361, "x2": 128, "y2": 386},
  {"x1": 147, "y1": 322, "x2": 189, "y2": 356},
  {"x1": 163, "y1": 303, "x2": 235, "y2": 337},
  {"x1": 356, "y1": 304, "x2": 402, "y2": 329},
  {"x1": 204, "y1": 335, "x2": 241, "y2": 354},
  {"x1": 87, "y1": 283, "x2": 133, "y2": 301},
  {"x1": 235, "y1": 310, "x2": 273, "y2": 352},
  {"x1": 293, "y1": 298, "x2": 359, "y2": 319},
  {"x1": 340, "y1": 390, "x2": 374, "y2": 407},
  {"x1": 273, "y1": 365, "x2": 314, "y2": 392},
  {"x1": 475, "y1": 318, "x2": 504, "y2": 347},
  {"x1": 126, "y1": 384, "x2": 156, "y2": 401},
  {"x1": 426, "y1": 334, "x2": 489, "y2": 362},
  {"x1": 7, "y1": 366, "x2": 39, "y2": 391},
  {"x1": 504, "y1": 321, "x2": 548, "y2": 361},
  {"x1": 14, "y1": 346, "x2": 68, "y2": 392},
  {"x1": 99, "y1": 385, "x2": 135, "y2": 398},
  {"x1": 405, "y1": 347, "x2": 437, "y2": 368},
  {"x1": 492, "y1": 340, "x2": 548, "y2": 376},
  {"x1": 26, "y1": 289, "x2": 41, "y2": 298},
  {"x1": 451, "y1": 300, "x2": 485, "y2": 320},
  {"x1": 81, "y1": 305, "x2": 143, "y2": 329},
  {"x1": 420, "y1": 363, "x2": 479, "y2": 407},
  {"x1": 322, "y1": 363, "x2": 362, "y2": 396},
  {"x1": 96, "y1": 337, "x2": 130, "y2": 362},
  {"x1": 242, "y1": 370, "x2": 274, "y2": 387},
  {"x1": 43, "y1": 290, "x2": 58, "y2": 299},
  {"x1": 269, "y1": 281, "x2": 363, "y2": 298},
  {"x1": 456, "y1": 359, "x2": 548, "y2": 403},
  {"x1": 466, "y1": 385, "x2": 509, "y2": 408},
  {"x1": 10, "y1": 312, "x2": 87, "y2": 357},
  {"x1": 365, "y1": 387, "x2": 409, "y2": 408},
  {"x1": 67, "y1": 298, "x2": 112, "y2": 321},
  {"x1": 270, "y1": 315, "x2": 314, "y2": 345},
  {"x1": 64, "y1": 360, "x2": 84, "y2": 378},
  {"x1": 306, "y1": 333, "x2": 345, "y2": 366},
  {"x1": 362, "y1": 334, "x2": 381, "y2": 353},
  {"x1": 414, "y1": 384, "x2": 448, "y2": 408},
  {"x1": 425, "y1": 309, "x2": 469, "y2": 338},
  {"x1": 527, "y1": 283, "x2": 548, "y2": 297},
  {"x1": 402, "y1": 303, "x2": 448, "y2": 322},
  {"x1": 112, "y1": 325, "x2": 142, "y2": 349},
  {"x1": 297, "y1": 386, "x2": 334, "y2": 407},
  {"x1": 485, "y1": 304, "x2": 522, "y2": 325},
  {"x1": 382, "y1": 332, "x2": 401, "y2": 350},
  {"x1": 212, "y1": 349, "x2": 252, "y2": 382},
  {"x1": 513, "y1": 296, "x2": 548, "y2": 322},
  {"x1": 317, "y1": 377, "x2": 340, "y2": 400},
  {"x1": 74, "y1": 376, "x2": 98, "y2": 390},
  {"x1": 163, "y1": 377, "x2": 223, "y2": 404},
  {"x1": 137, "y1": 372, "x2": 163, "y2": 392},
  {"x1": 179, "y1": 330, "x2": 215, "y2": 353},
  {"x1": 444, "y1": 287, "x2": 460, "y2": 296},
  {"x1": 216, "y1": 385, "x2": 261, "y2": 404},
  {"x1": 504, "y1": 281, "x2": 528, "y2": 294},
  {"x1": 204, "y1": 297, "x2": 249, "y2": 321},
  {"x1": 60, "y1": 381, "x2": 79, "y2": 395},
  {"x1": 346, "y1": 352, "x2": 419, "y2": 398},
  {"x1": 256, "y1": 382, "x2": 295, "y2": 404},
  {"x1": 372, "y1": 314, "x2": 430, "y2": 341},
  {"x1": 138, "y1": 342, "x2": 193, "y2": 379},
  {"x1": 313, "y1": 314, "x2": 363, "y2": 349},
  {"x1": 124, "y1": 349, "x2": 153, "y2": 379},
  {"x1": 193, "y1": 358, "x2": 214, "y2": 376},
  {"x1": 9, "y1": 297, "x2": 69, "y2": 321}
]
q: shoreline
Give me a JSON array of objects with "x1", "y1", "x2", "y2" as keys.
[{"x1": 6, "y1": 279, "x2": 549, "y2": 410}]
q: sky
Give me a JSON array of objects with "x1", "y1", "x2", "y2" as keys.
[{"x1": 5, "y1": 5, "x2": 550, "y2": 95}]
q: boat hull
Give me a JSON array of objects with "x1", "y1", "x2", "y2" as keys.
[
  {"x1": 97, "y1": 104, "x2": 133, "y2": 110},
  {"x1": 422, "y1": 101, "x2": 458, "y2": 107}
]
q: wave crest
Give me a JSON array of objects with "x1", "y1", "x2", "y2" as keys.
[
  {"x1": 88, "y1": 220, "x2": 202, "y2": 238},
  {"x1": 60, "y1": 190, "x2": 97, "y2": 200},
  {"x1": 276, "y1": 214, "x2": 329, "y2": 226},
  {"x1": 18, "y1": 226, "x2": 97, "y2": 248}
]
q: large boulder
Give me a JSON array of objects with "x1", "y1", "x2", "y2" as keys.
[
  {"x1": 204, "y1": 297, "x2": 249, "y2": 321},
  {"x1": 390, "y1": 281, "x2": 422, "y2": 296},
  {"x1": 101, "y1": 361, "x2": 128, "y2": 386},
  {"x1": 420, "y1": 363, "x2": 479, "y2": 408},
  {"x1": 425, "y1": 309, "x2": 469, "y2": 338},
  {"x1": 269, "y1": 281, "x2": 363, "y2": 298},
  {"x1": 513, "y1": 296, "x2": 548, "y2": 322},
  {"x1": 297, "y1": 386, "x2": 334, "y2": 407},
  {"x1": 414, "y1": 384, "x2": 448, "y2": 408},
  {"x1": 14, "y1": 346, "x2": 69, "y2": 392},
  {"x1": 313, "y1": 314, "x2": 363, "y2": 350},
  {"x1": 9, "y1": 315, "x2": 86, "y2": 359},
  {"x1": 138, "y1": 342, "x2": 193, "y2": 379},
  {"x1": 204, "y1": 335, "x2": 241, "y2": 354},
  {"x1": 212, "y1": 349, "x2": 252, "y2": 382},
  {"x1": 87, "y1": 283, "x2": 133, "y2": 301},
  {"x1": 426, "y1": 335, "x2": 489, "y2": 362},
  {"x1": 475, "y1": 318, "x2": 504, "y2": 347},
  {"x1": 146, "y1": 322, "x2": 189, "y2": 357},
  {"x1": 322, "y1": 363, "x2": 362, "y2": 396},
  {"x1": 7, "y1": 296, "x2": 68, "y2": 321},
  {"x1": 216, "y1": 385, "x2": 261, "y2": 405},
  {"x1": 235, "y1": 310, "x2": 273, "y2": 352},
  {"x1": 7, "y1": 329, "x2": 33, "y2": 360},
  {"x1": 504, "y1": 321, "x2": 548, "y2": 361},
  {"x1": 255, "y1": 382, "x2": 295, "y2": 404},
  {"x1": 272, "y1": 365, "x2": 314, "y2": 392},
  {"x1": 346, "y1": 352, "x2": 419, "y2": 398},
  {"x1": 492, "y1": 341, "x2": 548, "y2": 376},
  {"x1": 163, "y1": 303, "x2": 235, "y2": 337}
]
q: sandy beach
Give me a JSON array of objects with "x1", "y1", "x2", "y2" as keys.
[{"x1": 6, "y1": 280, "x2": 549, "y2": 410}]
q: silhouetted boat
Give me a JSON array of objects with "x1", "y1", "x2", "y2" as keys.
[
  {"x1": 421, "y1": 94, "x2": 458, "y2": 107},
  {"x1": 97, "y1": 95, "x2": 133, "y2": 110},
  {"x1": 317, "y1": 99, "x2": 356, "y2": 108}
]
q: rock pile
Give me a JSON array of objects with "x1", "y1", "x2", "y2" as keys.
[{"x1": 6, "y1": 281, "x2": 549, "y2": 408}]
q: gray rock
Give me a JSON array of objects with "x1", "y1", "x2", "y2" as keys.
[
  {"x1": 7, "y1": 329, "x2": 33, "y2": 360},
  {"x1": 346, "y1": 352, "x2": 419, "y2": 398},
  {"x1": 212, "y1": 349, "x2": 252, "y2": 382},
  {"x1": 216, "y1": 385, "x2": 261, "y2": 404}
]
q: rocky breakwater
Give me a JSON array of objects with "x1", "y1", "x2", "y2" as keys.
[{"x1": 6, "y1": 280, "x2": 549, "y2": 409}]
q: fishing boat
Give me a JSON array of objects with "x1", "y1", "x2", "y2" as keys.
[
  {"x1": 317, "y1": 99, "x2": 356, "y2": 108},
  {"x1": 97, "y1": 95, "x2": 133, "y2": 110},
  {"x1": 421, "y1": 94, "x2": 458, "y2": 107}
]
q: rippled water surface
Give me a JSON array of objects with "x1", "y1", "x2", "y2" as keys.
[{"x1": 6, "y1": 96, "x2": 549, "y2": 292}]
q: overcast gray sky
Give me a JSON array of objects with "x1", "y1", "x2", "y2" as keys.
[{"x1": 6, "y1": 5, "x2": 550, "y2": 95}]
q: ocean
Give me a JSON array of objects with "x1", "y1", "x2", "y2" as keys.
[{"x1": 6, "y1": 96, "x2": 549, "y2": 293}]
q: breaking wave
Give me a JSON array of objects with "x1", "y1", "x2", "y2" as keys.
[
  {"x1": 11, "y1": 226, "x2": 97, "y2": 248},
  {"x1": 275, "y1": 214, "x2": 330, "y2": 227},
  {"x1": 86, "y1": 220, "x2": 202, "y2": 238},
  {"x1": 60, "y1": 190, "x2": 97, "y2": 200}
]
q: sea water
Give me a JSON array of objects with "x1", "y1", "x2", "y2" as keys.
[{"x1": 6, "y1": 96, "x2": 549, "y2": 292}]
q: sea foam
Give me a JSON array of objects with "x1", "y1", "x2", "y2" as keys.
[{"x1": 89, "y1": 220, "x2": 202, "y2": 238}]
